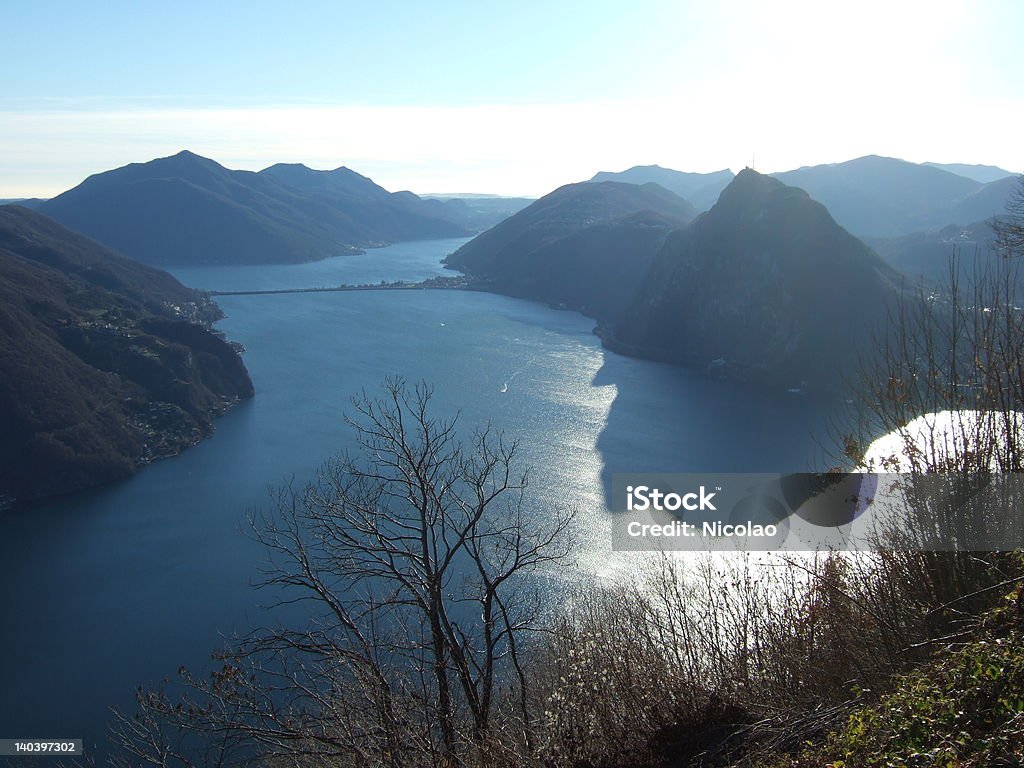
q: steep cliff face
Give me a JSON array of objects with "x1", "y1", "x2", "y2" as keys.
[
  {"x1": 613, "y1": 170, "x2": 901, "y2": 389},
  {"x1": 444, "y1": 181, "x2": 695, "y2": 321},
  {"x1": 0, "y1": 205, "x2": 253, "y2": 505}
]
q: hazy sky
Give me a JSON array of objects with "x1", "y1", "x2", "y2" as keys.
[{"x1": 2, "y1": 0, "x2": 1022, "y2": 197}]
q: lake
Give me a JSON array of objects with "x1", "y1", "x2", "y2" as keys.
[{"x1": 0, "y1": 238, "x2": 840, "y2": 756}]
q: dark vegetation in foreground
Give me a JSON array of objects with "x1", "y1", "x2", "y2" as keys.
[{"x1": 0, "y1": 205, "x2": 252, "y2": 505}]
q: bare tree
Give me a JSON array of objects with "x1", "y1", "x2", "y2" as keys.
[
  {"x1": 852, "y1": 254, "x2": 1024, "y2": 475},
  {"x1": 993, "y1": 174, "x2": 1024, "y2": 258},
  {"x1": 837, "y1": 243, "x2": 1024, "y2": 651},
  {"x1": 110, "y1": 378, "x2": 575, "y2": 767}
]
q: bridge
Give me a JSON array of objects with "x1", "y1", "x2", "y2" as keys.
[{"x1": 208, "y1": 279, "x2": 470, "y2": 297}]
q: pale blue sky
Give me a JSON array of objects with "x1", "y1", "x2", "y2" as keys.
[
  {"x1": 3, "y1": 1, "x2": 743, "y2": 108},
  {"x1": 3, "y1": 0, "x2": 1022, "y2": 196}
]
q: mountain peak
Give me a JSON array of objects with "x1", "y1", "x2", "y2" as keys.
[
  {"x1": 612, "y1": 172, "x2": 898, "y2": 389},
  {"x1": 259, "y1": 161, "x2": 393, "y2": 204},
  {"x1": 108, "y1": 149, "x2": 228, "y2": 181},
  {"x1": 160, "y1": 149, "x2": 221, "y2": 168},
  {"x1": 263, "y1": 161, "x2": 312, "y2": 172},
  {"x1": 732, "y1": 167, "x2": 781, "y2": 185},
  {"x1": 715, "y1": 168, "x2": 804, "y2": 210},
  {"x1": 853, "y1": 154, "x2": 905, "y2": 164}
]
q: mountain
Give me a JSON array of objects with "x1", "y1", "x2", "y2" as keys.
[
  {"x1": 259, "y1": 161, "x2": 484, "y2": 241},
  {"x1": 0, "y1": 205, "x2": 253, "y2": 505},
  {"x1": 944, "y1": 174, "x2": 1021, "y2": 225},
  {"x1": 259, "y1": 161, "x2": 395, "y2": 201},
  {"x1": 420, "y1": 194, "x2": 535, "y2": 230},
  {"x1": 868, "y1": 221, "x2": 993, "y2": 284},
  {"x1": 867, "y1": 219, "x2": 1024, "y2": 298},
  {"x1": 443, "y1": 181, "x2": 696, "y2": 320},
  {"x1": 39, "y1": 151, "x2": 473, "y2": 267},
  {"x1": 923, "y1": 162, "x2": 1017, "y2": 184},
  {"x1": 590, "y1": 166, "x2": 734, "y2": 211},
  {"x1": 771, "y1": 156, "x2": 1014, "y2": 237},
  {"x1": 611, "y1": 170, "x2": 901, "y2": 390}
]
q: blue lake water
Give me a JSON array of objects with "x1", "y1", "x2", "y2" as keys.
[
  {"x1": 0, "y1": 238, "x2": 840, "y2": 756},
  {"x1": 170, "y1": 237, "x2": 473, "y2": 291}
]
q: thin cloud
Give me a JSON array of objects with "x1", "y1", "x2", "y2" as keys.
[{"x1": 1, "y1": 97, "x2": 1021, "y2": 198}]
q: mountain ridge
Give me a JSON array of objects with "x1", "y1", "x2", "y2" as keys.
[
  {"x1": 923, "y1": 161, "x2": 1017, "y2": 184},
  {"x1": 40, "y1": 150, "x2": 475, "y2": 266},
  {"x1": 771, "y1": 155, "x2": 1014, "y2": 237},
  {"x1": 590, "y1": 165, "x2": 735, "y2": 211}
]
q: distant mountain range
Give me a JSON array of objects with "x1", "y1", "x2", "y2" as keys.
[
  {"x1": 420, "y1": 194, "x2": 534, "y2": 230},
  {"x1": 771, "y1": 155, "x2": 1018, "y2": 237},
  {"x1": 865, "y1": 218, "x2": 1024, "y2": 298},
  {"x1": 589, "y1": 166, "x2": 734, "y2": 211},
  {"x1": 28, "y1": 151, "x2": 1018, "y2": 271},
  {"x1": 923, "y1": 162, "x2": 1017, "y2": 184},
  {"x1": 38, "y1": 151, "x2": 478, "y2": 266},
  {"x1": 0, "y1": 205, "x2": 253, "y2": 505},
  {"x1": 590, "y1": 156, "x2": 1019, "y2": 239},
  {"x1": 610, "y1": 170, "x2": 901, "y2": 388},
  {"x1": 443, "y1": 181, "x2": 695, "y2": 320}
]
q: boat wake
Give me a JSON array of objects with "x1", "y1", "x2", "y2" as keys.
[{"x1": 500, "y1": 360, "x2": 533, "y2": 393}]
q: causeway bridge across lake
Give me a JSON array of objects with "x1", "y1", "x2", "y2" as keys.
[{"x1": 208, "y1": 280, "x2": 469, "y2": 297}]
